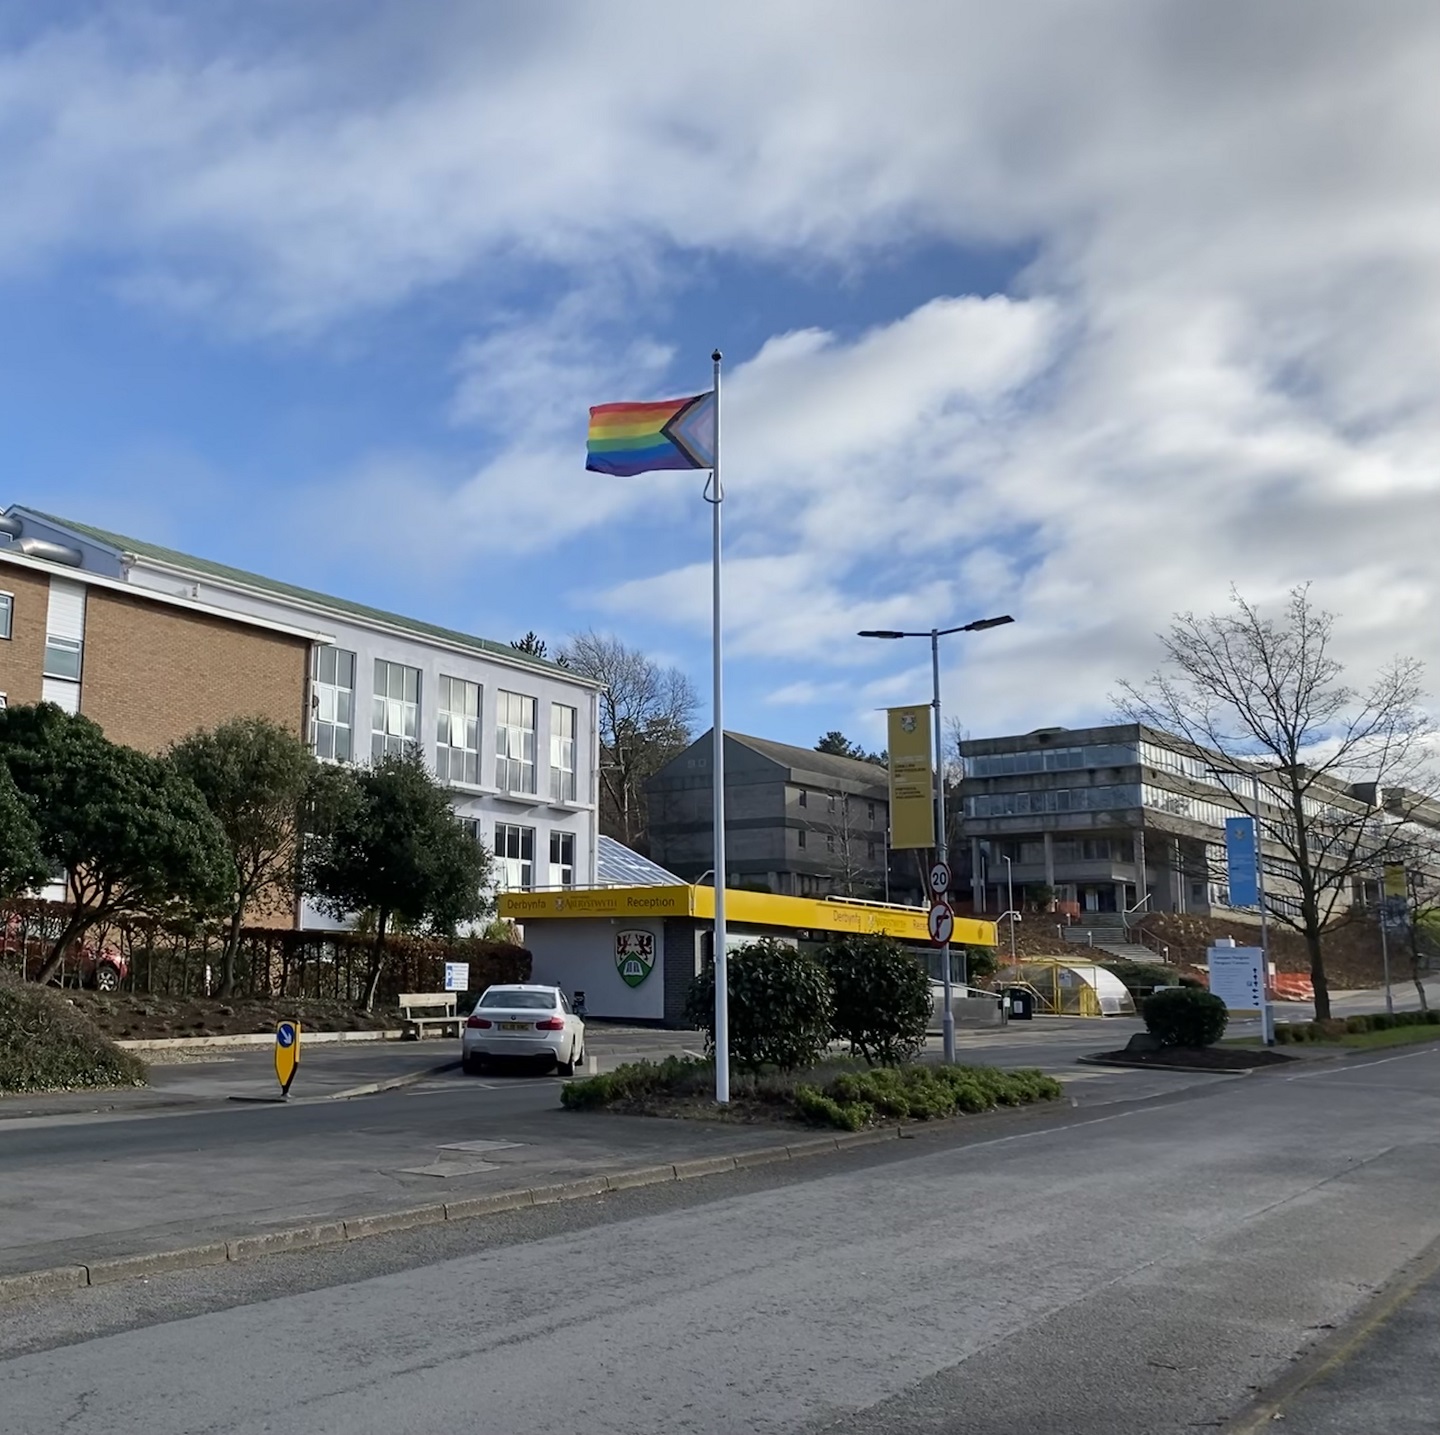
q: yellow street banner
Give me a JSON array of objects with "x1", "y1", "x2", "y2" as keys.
[
  {"x1": 887, "y1": 705, "x2": 935, "y2": 850},
  {"x1": 1384, "y1": 864, "x2": 1408, "y2": 899}
]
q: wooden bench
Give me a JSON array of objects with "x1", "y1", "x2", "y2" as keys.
[{"x1": 397, "y1": 992, "x2": 462, "y2": 1040}]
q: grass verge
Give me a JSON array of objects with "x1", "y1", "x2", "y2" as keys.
[
  {"x1": 1336, "y1": 1024, "x2": 1440, "y2": 1050},
  {"x1": 561, "y1": 1055, "x2": 1063, "y2": 1130},
  {"x1": 0, "y1": 973, "x2": 148, "y2": 1093}
]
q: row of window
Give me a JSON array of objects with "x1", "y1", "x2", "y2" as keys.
[
  {"x1": 991, "y1": 837, "x2": 1137, "y2": 865},
  {"x1": 795, "y1": 829, "x2": 884, "y2": 862},
  {"x1": 0, "y1": 590, "x2": 85, "y2": 682},
  {"x1": 312, "y1": 646, "x2": 578, "y2": 801},
  {"x1": 967, "y1": 743, "x2": 1138, "y2": 776},
  {"x1": 458, "y1": 820, "x2": 576, "y2": 891},
  {"x1": 794, "y1": 788, "x2": 882, "y2": 824},
  {"x1": 965, "y1": 785, "x2": 1141, "y2": 818}
]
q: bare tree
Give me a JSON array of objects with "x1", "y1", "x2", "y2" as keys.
[
  {"x1": 1117, "y1": 585, "x2": 1434, "y2": 1020},
  {"x1": 821, "y1": 793, "x2": 882, "y2": 899},
  {"x1": 561, "y1": 631, "x2": 699, "y2": 851}
]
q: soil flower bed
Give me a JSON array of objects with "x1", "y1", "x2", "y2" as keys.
[
  {"x1": 0, "y1": 974, "x2": 148, "y2": 1093},
  {"x1": 64, "y1": 991, "x2": 399, "y2": 1042},
  {"x1": 561, "y1": 1055, "x2": 1064, "y2": 1130},
  {"x1": 1091, "y1": 1045, "x2": 1295, "y2": 1072}
]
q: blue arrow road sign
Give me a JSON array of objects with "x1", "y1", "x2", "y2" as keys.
[
  {"x1": 1225, "y1": 816, "x2": 1259, "y2": 907},
  {"x1": 276, "y1": 1021, "x2": 296, "y2": 1049}
]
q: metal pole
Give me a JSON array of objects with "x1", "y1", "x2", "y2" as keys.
[
  {"x1": 708, "y1": 350, "x2": 729, "y2": 1104},
  {"x1": 1005, "y1": 855, "x2": 1016, "y2": 971},
  {"x1": 1252, "y1": 773, "x2": 1273, "y2": 1045},
  {"x1": 933, "y1": 628, "x2": 955, "y2": 1062},
  {"x1": 1379, "y1": 874, "x2": 1394, "y2": 1017}
]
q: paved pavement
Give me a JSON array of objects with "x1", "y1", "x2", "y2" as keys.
[{"x1": 3, "y1": 1043, "x2": 1439, "y2": 1434}]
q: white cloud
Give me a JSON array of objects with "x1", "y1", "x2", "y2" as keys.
[{"x1": 8, "y1": 4, "x2": 1440, "y2": 732}]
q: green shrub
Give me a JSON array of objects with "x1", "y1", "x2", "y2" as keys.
[
  {"x1": 1371, "y1": 1013, "x2": 1395, "y2": 1031},
  {"x1": 684, "y1": 937, "x2": 833, "y2": 1072},
  {"x1": 0, "y1": 974, "x2": 148, "y2": 1092},
  {"x1": 1345, "y1": 1016, "x2": 1371, "y2": 1034},
  {"x1": 1274, "y1": 1023, "x2": 1294, "y2": 1044},
  {"x1": 559, "y1": 1055, "x2": 711, "y2": 1110},
  {"x1": 793, "y1": 1084, "x2": 871, "y2": 1131},
  {"x1": 1314, "y1": 1018, "x2": 1348, "y2": 1040},
  {"x1": 798, "y1": 1063, "x2": 1062, "y2": 1128},
  {"x1": 821, "y1": 934, "x2": 931, "y2": 1065},
  {"x1": 1425, "y1": 1009, "x2": 1440, "y2": 1026},
  {"x1": 1142, "y1": 986, "x2": 1228, "y2": 1048}
]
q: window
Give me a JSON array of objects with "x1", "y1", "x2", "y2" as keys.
[
  {"x1": 826, "y1": 834, "x2": 836, "y2": 853},
  {"x1": 798, "y1": 829, "x2": 807, "y2": 849},
  {"x1": 798, "y1": 788, "x2": 808, "y2": 808},
  {"x1": 371, "y1": 659, "x2": 421, "y2": 760},
  {"x1": 867, "y1": 801, "x2": 876, "y2": 823},
  {"x1": 828, "y1": 792, "x2": 837, "y2": 813},
  {"x1": 312, "y1": 646, "x2": 356, "y2": 762},
  {"x1": 459, "y1": 817, "x2": 481, "y2": 844},
  {"x1": 494, "y1": 823, "x2": 535, "y2": 890},
  {"x1": 550, "y1": 703, "x2": 577, "y2": 801},
  {"x1": 867, "y1": 840, "x2": 877, "y2": 861},
  {"x1": 549, "y1": 830, "x2": 575, "y2": 887},
  {"x1": 43, "y1": 635, "x2": 82, "y2": 680},
  {"x1": 0, "y1": 592, "x2": 11, "y2": 641},
  {"x1": 436, "y1": 676, "x2": 481, "y2": 785},
  {"x1": 495, "y1": 691, "x2": 537, "y2": 792}
]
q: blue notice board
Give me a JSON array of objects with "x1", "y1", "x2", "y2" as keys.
[{"x1": 1225, "y1": 816, "x2": 1259, "y2": 907}]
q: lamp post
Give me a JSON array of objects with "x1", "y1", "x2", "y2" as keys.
[
  {"x1": 1003, "y1": 854, "x2": 1017, "y2": 970},
  {"x1": 858, "y1": 614, "x2": 1014, "y2": 1062}
]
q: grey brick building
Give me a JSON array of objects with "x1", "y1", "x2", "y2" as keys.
[{"x1": 647, "y1": 731, "x2": 901, "y2": 899}]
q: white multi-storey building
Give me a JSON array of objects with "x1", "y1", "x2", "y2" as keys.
[{"x1": 4, "y1": 506, "x2": 602, "y2": 912}]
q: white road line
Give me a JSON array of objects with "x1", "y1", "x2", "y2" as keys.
[{"x1": 1285, "y1": 1046, "x2": 1440, "y2": 1080}]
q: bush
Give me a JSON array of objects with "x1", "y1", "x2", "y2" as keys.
[
  {"x1": 1273, "y1": 1022, "x2": 1294, "y2": 1044},
  {"x1": 1345, "y1": 1015, "x2": 1371, "y2": 1034},
  {"x1": 1371, "y1": 1013, "x2": 1395, "y2": 1031},
  {"x1": 684, "y1": 937, "x2": 832, "y2": 1072},
  {"x1": 821, "y1": 934, "x2": 931, "y2": 1065},
  {"x1": 1426, "y1": 1009, "x2": 1440, "y2": 1026},
  {"x1": 560, "y1": 1055, "x2": 712, "y2": 1110},
  {"x1": 801, "y1": 1063, "x2": 1063, "y2": 1128},
  {"x1": 0, "y1": 973, "x2": 147, "y2": 1092},
  {"x1": 1142, "y1": 986, "x2": 1228, "y2": 1048}
]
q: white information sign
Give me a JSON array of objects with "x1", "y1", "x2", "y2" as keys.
[
  {"x1": 444, "y1": 961, "x2": 471, "y2": 993},
  {"x1": 1208, "y1": 944, "x2": 1266, "y2": 1014}
]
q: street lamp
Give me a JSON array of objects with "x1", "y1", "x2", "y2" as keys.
[
  {"x1": 858, "y1": 614, "x2": 1015, "y2": 1062},
  {"x1": 1003, "y1": 854, "x2": 1019, "y2": 971}
]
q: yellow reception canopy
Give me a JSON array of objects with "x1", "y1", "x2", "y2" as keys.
[{"x1": 499, "y1": 884, "x2": 996, "y2": 948}]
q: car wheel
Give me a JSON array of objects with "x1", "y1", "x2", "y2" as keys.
[
  {"x1": 94, "y1": 965, "x2": 120, "y2": 993},
  {"x1": 461, "y1": 1053, "x2": 484, "y2": 1076},
  {"x1": 557, "y1": 1040, "x2": 577, "y2": 1077}
]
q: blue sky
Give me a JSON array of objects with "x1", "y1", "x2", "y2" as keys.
[{"x1": 5, "y1": 3, "x2": 1440, "y2": 752}]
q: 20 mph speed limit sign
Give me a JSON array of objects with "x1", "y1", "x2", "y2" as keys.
[
  {"x1": 927, "y1": 902, "x2": 954, "y2": 946},
  {"x1": 928, "y1": 861, "x2": 951, "y2": 897}
]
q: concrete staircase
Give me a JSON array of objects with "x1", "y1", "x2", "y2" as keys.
[{"x1": 1060, "y1": 914, "x2": 1167, "y2": 965}]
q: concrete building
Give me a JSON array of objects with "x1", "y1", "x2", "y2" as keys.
[
  {"x1": 958, "y1": 721, "x2": 1410, "y2": 924},
  {"x1": 1, "y1": 506, "x2": 603, "y2": 902},
  {"x1": 647, "y1": 730, "x2": 896, "y2": 899}
]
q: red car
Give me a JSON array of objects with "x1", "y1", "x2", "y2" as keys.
[{"x1": 3, "y1": 913, "x2": 128, "y2": 990}]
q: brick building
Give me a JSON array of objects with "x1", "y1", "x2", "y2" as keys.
[{"x1": 0, "y1": 546, "x2": 325, "y2": 747}]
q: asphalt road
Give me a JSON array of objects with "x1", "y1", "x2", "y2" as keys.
[
  {"x1": 4, "y1": 1043, "x2": 1439, "y2": 1434},
  {"x1": 0, "y1": 1017, "x2": 1226, "y2": 1273}
]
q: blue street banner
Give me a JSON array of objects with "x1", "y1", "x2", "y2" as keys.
[{"x1": 1225, "y1": 816, "x2": 1259, "y2": 908}]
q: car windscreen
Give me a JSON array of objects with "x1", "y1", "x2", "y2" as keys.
[{"x1": 478, "y1": 990, "x2": 556, "y2": 1010}]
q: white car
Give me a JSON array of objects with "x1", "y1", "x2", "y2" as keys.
[{"x1": 461, "y1": 984, "x2": 585, "y2": 1075}]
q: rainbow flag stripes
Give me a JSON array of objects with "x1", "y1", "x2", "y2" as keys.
[{"x1": 586, "y1": 391, "x2": 716, "y2": 476}]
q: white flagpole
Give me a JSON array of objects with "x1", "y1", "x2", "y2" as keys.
[{"x1": 707, "y1": 348, "x2": 729, "y2": 1105}]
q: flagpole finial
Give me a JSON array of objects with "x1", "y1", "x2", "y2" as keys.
[{"x1": 712, "y1": 349, "x2": 722, "y2": 363}]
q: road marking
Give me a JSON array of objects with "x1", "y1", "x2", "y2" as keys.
[{"x1": 1285, "y1": 1046, "x2": 1440, "y2": 1080}]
